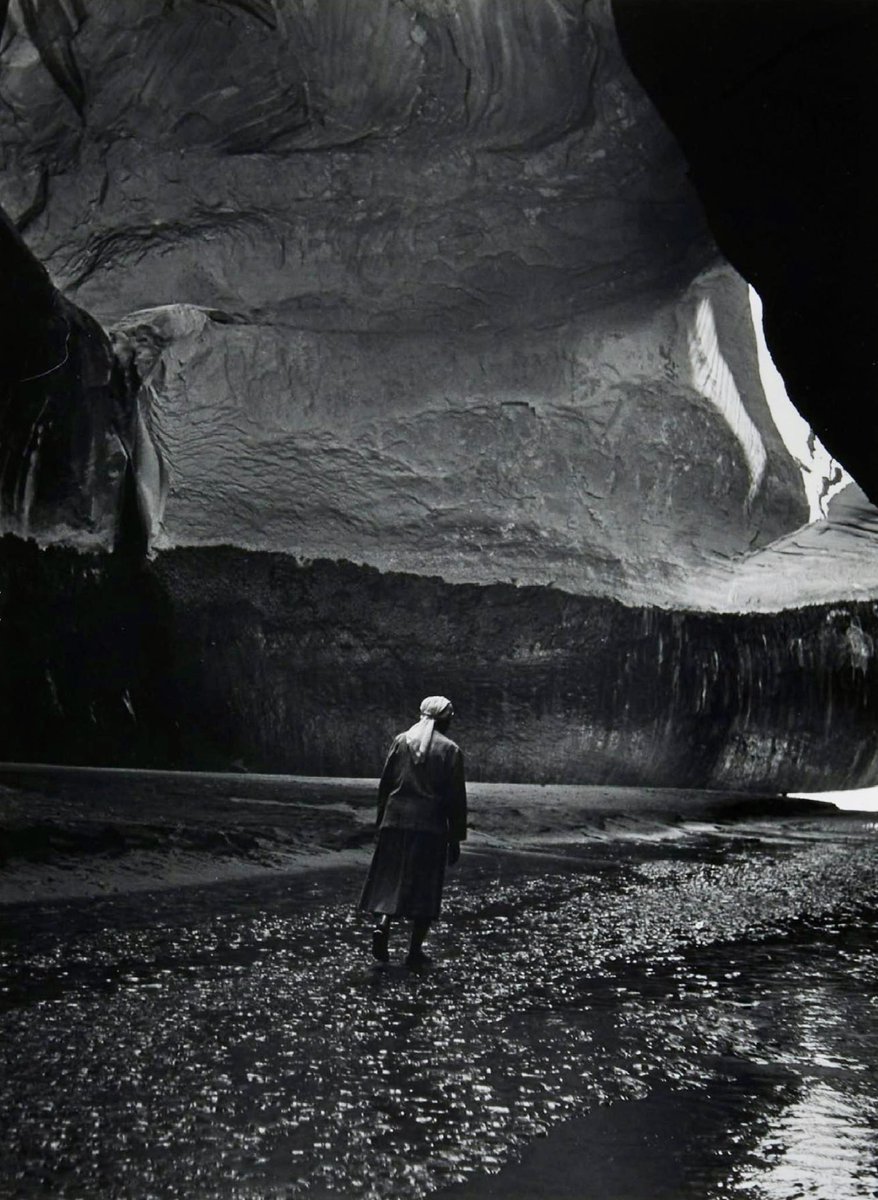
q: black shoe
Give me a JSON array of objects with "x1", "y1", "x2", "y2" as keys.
[
  {"x1": 371, "y1": 928, "x2": 390, "y2": 963},
  {"x1": 406, "y1": 949, "x2": 432, "y2": 968}
]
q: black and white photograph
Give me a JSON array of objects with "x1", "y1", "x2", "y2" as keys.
[{"x1": 2, "y1": 0, "x2": 877, "y2": 1196}]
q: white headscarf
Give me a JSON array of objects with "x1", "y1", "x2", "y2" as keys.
[{"x1": 403, "y1": 695, "x2": 454, "y2": 763}]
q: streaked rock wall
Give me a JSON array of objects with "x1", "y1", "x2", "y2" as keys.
[{"x1": 2, "y1": 539, "x2": 877, "y2": 789}]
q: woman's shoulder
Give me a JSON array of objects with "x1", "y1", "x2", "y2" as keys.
[{"x1": 431, "y1": 730, "x2": 461, "y2": 756}]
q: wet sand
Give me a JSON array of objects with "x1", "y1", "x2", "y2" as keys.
[
  {"x1": 2, "y1": 768, "x2": 877, "y2": 1198},
  {"x1": 0, "y1": 762, "x2": 843, "y2": 904}
]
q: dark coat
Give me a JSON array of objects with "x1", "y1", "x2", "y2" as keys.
[
  {"x1": 359, "y1": 730, "x2": 467, "y2": 920},
  {"x1": 376, "y1": 730, "x2": 468, "y2": 841}
]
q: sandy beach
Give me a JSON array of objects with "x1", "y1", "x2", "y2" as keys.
[{"x1": 0, "y1": 763, "x2": 846, "y2": 905}]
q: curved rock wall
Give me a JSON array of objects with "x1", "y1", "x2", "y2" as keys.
[
  {"x1": 1, "y1": 0, "x2": 875, "y2": 787},
  {"x1": 1, "y1": 0, "x2": 702, "y2": 328}
]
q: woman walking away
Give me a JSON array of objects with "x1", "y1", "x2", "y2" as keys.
[{"x1": 359, "y1": 695, "x2": 467, "y2": 966}]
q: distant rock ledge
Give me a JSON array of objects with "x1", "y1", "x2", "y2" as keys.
[{"x1": 2, "y1": 541, "x2": 877, "y2": 790}]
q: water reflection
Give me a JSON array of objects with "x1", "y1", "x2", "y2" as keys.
[
  {"x1": 734, "y1": 1080, "x2": 877, "y2": 1199},
  {"x1": 1, "y1": 831, "x2": 877, "y2": 1198}
]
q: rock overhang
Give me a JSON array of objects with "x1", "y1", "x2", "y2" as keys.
[
  {"x1": 2, "y1": 0, "x2": 708, "y2": 328},
  {"x1": 0, "y1": 0, "x2": 873, "y2": 615}
]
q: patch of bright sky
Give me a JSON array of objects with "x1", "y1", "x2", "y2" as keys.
[
  {"x1": 789, "y1": 788, "x2": 878, "y2": 813},
  {"x1": 749, "y1": 286, "x2": 851, "y2": 522}
]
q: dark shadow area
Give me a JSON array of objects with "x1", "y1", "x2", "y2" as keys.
[
  {"x1": 0, "y1": 537, "x2": 179, "y2": 768},
  {"x1": 613, "y1": 0, "x2": 878, "y2": 503}
]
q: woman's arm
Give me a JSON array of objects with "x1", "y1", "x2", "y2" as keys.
[
  {"x1": 376, "y1": 739, "x2": 400, "y2": 828},
  {"x1": 448, "y1": 749, "x2": 467, "y2": 844}
]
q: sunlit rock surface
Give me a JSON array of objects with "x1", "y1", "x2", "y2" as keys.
[
  {"x1": 718, "y1": 485, "x2": 878, "y2": 613},
  {"x1": 111, "y1": 263, "x2": 806, "y2": 607}
]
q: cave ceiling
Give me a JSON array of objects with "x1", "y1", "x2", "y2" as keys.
[{"x1": 1, "y1": 0, "x2": 877, "y2": 612}]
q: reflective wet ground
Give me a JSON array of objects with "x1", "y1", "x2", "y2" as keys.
[{"x1": 2, "y1": 820, "x2": 878, "y2": 1198}]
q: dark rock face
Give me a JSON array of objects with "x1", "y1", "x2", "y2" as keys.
[
  {"x1": 2, "y1": 539, "x2": 877, "y2": 789},
  {"x1": 613, "y1": 0, "x2": 878, "y2": 504},
  {"x1": 0, "y1": 211, "x2": 164, "y2": 554},
  {"x1": 0, "y1": 536, "x2": 178, "y2": 768}
]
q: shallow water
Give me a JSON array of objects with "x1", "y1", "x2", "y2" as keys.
[{"x1": 2, "y1": 823, "x2": 878, "y2": 1198}]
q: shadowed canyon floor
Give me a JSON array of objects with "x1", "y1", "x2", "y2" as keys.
[{"x1": 2, "y1": 770, "x2": 878, "y2": 1198}]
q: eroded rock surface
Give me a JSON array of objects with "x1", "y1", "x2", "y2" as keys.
[
  {"x1": 112, "y1": 264, "x2": 806, "y2": 607},
  {"x1": 0, "y1": 0, "x2": 813, "y2": 605}
]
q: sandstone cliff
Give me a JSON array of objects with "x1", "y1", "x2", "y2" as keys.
[
  {"x1": 1, "y1": 0, "x2": 876, "y2": 785},
  {"x1": 1, "y1": 0, "x2": 814, "y2": 607}
]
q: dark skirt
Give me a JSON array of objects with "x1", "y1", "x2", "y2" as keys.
[{"x1": 358, "y1": 828, "x2": 447, "y2": 921}]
